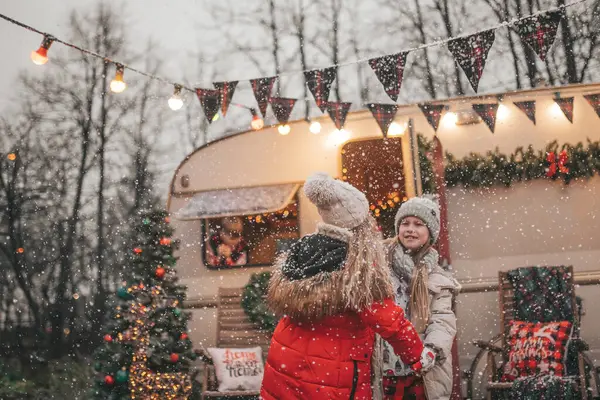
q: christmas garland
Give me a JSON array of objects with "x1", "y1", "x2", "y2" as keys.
[
  {"x1": 241, "y1": 272, "x2": 278, "y2": 333},
  {"x1": 419, "y1": 136, "x2": 600, "y2": 189}
]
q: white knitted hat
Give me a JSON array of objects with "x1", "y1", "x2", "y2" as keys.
[
  {"x1": 394, "y1": 196, "x2": 441, "y2": 244},
  {"x1": 303, "y1": 172, "x2": 369, "y2": 230}
]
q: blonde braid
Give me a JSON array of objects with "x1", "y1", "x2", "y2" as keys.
[{"x1": 408, "y1": 246, "x2": 432, "y2": 333}]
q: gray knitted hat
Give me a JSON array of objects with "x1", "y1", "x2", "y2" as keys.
[
  {"x1": 303, "y1": 172, "x2": 369, "y2": 230},
  {"x1": 394, "y1": 196, "x2": 441, "y2": 244}
]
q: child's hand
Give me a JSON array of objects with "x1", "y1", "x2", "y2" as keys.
[{"x1": 411, "y1": 347, "x2": 436, "y2": 374}]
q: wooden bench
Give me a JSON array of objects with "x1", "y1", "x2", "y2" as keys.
[{"x1": 200, "y1": 287, "x2": 271, "y2": 399}]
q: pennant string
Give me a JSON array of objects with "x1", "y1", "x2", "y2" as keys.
[{"x1": 0, "y1": 0, "x2": 585, "y2": 104}]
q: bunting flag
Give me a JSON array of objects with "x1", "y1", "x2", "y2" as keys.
[
  {"x1": 418, "y1": 103, "x2": 446, "y2": 132},
  {"x1": 583, "y1": 94, "x2": 600, "y2": 118},
  {"x1": 195, "y1": 88, "x2": 222, "y2": 123},
  {"x1": 515, "y1": 9, "x2": 563, "y2": 61},
  {"x1": 326, "y1": 101, "x2": 352, "y2": 130},
  {"x1": 270, "y1": 97, "x2": 297, "y2": 125},
  {"x1": 305, "y1": 67, "x2": 337, "y2": 112},
  {"x1": 553, "y1": 96, "x2": 574, "y2": 123},
  {"x1": 513, "y1": 100, "x2": 537, "y2": 124},
  {"x1": 447, "y1": 30, "x2": 495, "y2": 93},
  {"x1": 368, "y1": 52, "x2": 409, "y2": 102},
  {"x1": 472, "y1": 103, "x2": 499, "y2": 133},
  {"x1": 250, "y1": 76, "x2": 277, "y2": 117},
  {"x1": 213, "y1": 81, "x2": 238, "y2": 116},
  {"x1": 367, "y1": 103, "x2": 399, "y2": 138}
]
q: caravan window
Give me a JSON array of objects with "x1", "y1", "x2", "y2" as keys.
[
  {"x1": 341, "y1": 137, "x2": 407, "y2": 238},
  {"x1": 202, "y1": 196, "x2": 300, "y2": 269}
]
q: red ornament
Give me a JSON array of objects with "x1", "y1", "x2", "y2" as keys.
[
  {"x1": 165, "y1": 216, "x2": 171, "y2": 223},
  {"x1": 155, "y1": 267, "x2": 166, "y2": 279},
  {"x1": 180, "y1": 333, "x2": 188, "y2": 340},
  {"x1": 160, "y1": 237, "x2": 172, "y2": 246},
  {"x1": 104, "y1": 334, "x2": 113, "y2": 343},
  {"x1": 104, "y1": 375, "x2": 114, "y2": 385},
  {"x1": 133, "y1": 247, "x2": 142, "y2": 254},
  {"x1": 170, "y1": 353, "x2": 180, "y2": 363},
  {"x1": 546, "y1": 150, "x2": 569, "y2": 178}
]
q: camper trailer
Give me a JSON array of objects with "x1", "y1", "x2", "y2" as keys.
[{"x1": 167, "y1": 82, "x2": 600, "y2": 396}]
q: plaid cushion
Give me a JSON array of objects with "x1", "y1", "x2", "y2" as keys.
[{"x1": 502, "y1": 320, "x2": 573, "y2": 382}]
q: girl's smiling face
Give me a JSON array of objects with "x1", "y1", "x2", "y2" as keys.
[{"x1": 397, "y1": 216, "x2": 430, "y2": 252}]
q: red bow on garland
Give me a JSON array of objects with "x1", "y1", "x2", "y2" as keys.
[{"x1": 546, "y1": 150, "x2": 569, "y2": 177}]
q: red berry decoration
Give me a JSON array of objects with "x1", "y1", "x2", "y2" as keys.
[
  {"x1": 180, "y1": 333, "x2": 188, "y2": 340},
  {"x1": 104, "y1": 334, "x2": 113, "y2": 343},
  {"x1": 160, "y1": 237, "x2": 172, "y2": 246},
  {"x1": 170, "y1": 353, "x2": 179, "y2": 363},
  {"x1": 155, "y1": 267, "x2": 166, "y2": 279},
  {"x1": 133, "y1": 247, "x2": 142, "y2": 254},
  {"x1": 165, "y1": 216, "x2": 171, "y2": 223},
  {"x1": 104, "y1": 375, "x2": 115, "y2": 385}
]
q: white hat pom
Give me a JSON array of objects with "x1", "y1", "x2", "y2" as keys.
[{"x1": 304, "y1": 172, "x2": 336, "y2": 207}]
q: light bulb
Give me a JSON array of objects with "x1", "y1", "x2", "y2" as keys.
[
  {"x1": 327, "y1": 129, "x2": 351, "y2": 146},
  {"x1": 168, "y1": 85, "x2": 183, "y2": 110},
  {"x1": 110, "y1": 64, "x2": 127, "y2": 93},
  {"x1": 441, "y1": 111, "x2": 458, "y2": 128},
  {"x1": 388, "y1": 122, "x2": 407, "y2": 136},
  {"x1": 497, "y1": 103, "x2": 509, "y2": 121},
  {"x1": 250, "y1": 113, "x2": 264, "y2": 130},
  {"x1": 31, "y1": 35, "x2": 54, "y2": 66},
  {"x1": 278, "y1": 124, "x2": 291, "y2": 135},
  {"x1": 309, "y1": 121, "x2": 321, "y2": 134}
]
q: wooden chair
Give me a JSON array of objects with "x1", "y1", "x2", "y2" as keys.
[
  {"x1": 200, "y1": 287, "x2": 270, "y2": 399},
  {"x1": 482, "y1": 266, "x2": 589, "y2": 400}
]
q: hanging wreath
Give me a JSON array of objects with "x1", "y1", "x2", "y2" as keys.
[{"x1": 241, "y1": 272, "x2": 278, "y2": 333}]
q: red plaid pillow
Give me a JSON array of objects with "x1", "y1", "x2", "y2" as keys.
[{"x1": 501, "y1": 320, "x2": 573, "y2": 382}]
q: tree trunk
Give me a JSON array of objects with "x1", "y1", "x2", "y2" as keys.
[
  {"x1": 414, "y1": 0, "x2": 437, "y2": 98},
  {"x1": 294, "y1": 0, "x2": 310, "y2": 120},
  {"x1": 437, "y1": 0, "x2": 464, "y2": 95},
  {"x1": 331, "y1": 0, "x2": 342, "y2": 102},
  {"x1": 556, "y1": 0, "x2": 579, "y2": 83},
  {"x1": 268, "y1": 0, "x2": 281, "y2": 94}
]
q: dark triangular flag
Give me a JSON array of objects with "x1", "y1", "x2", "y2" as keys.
[
  {"x1": 472, "y1": 103, "x2": 499, "y2": 133},
  {"x1": 554, "y1": 96, "x2": 574, "y2": 123},
  {"x1": 214, "y1": 81, "x2": 238, "y2": 116},
  {"x1": 270, "y1": 97, "x2": 297, "y2": 125},
  {"x1": 367, "y1": 103, "x2": 399, "y2": 138},
  {"x1": 515, "y1": 9, "x2": 563, "y2": 61},
  {"x1": 305, "y1": 67, "x2": 337, "y2": 112},
  {"x1": 584, "y1": 94, "x2": 600, "y2": 118},
  {"x1": 513, "y1": 100, "x2": 536, "y2": 125},
  {"x1": 195, "y1": 88, "x2": 221, "y2": 123},
  {"x1": 418, "y1": 103, "x2": 446, "y2": 132},
  {"x1": 326, "y1": 101, "x2": 352, "y2": 130},
  {"x1": 447, "y1": 29, "x2": 495, "y2": 93},
  {"x1": 250, "y1": 76, "x2": 277, "y2": 117},
  {"x1": 368, "y1": 52, "x2": 409, "y2": 102}
]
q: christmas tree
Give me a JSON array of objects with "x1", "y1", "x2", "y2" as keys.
[{"x1": 92, "y1": 209, "x2": 196, "y2": 399}]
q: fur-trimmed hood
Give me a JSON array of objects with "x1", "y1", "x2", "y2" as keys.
[{"x1": 267, "y1": 222, "x2": 393, "y2": 322}]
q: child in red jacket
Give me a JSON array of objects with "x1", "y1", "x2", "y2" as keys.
[{"x1": 260, "y1": 172, "x2": 432, "y2": 400}]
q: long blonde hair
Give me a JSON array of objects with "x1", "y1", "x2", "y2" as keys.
[{"x1": 342, "y1": 216, "x2": 392, "y2": 311}]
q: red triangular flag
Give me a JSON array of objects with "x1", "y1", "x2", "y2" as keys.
[
  {"x1": 472, "y1": 103, "x2": 499, "y2": 133},
  {"x1": 513, "y1": 100, "x2": 536, "y2": 125},
  {"x1": 326, "y1": 102, "x2": 352, "y2": 130},
  {"x1": 515, "y1": 9, "x2": 563, "y2": 61},
  {"x1": 195, "y1": 88, "x2": 221, "y2": 123},
  {"x1": 553, "y1": 96, "x2": 574, "y2": 123},
  {"x1": 418, "y1": 103, "x2": 446, "y2": 132},
  {"x1": 305, "y1": 67, "x2": 337, "y2": 112},
  {"x1": 447, "y1": 30, "x2": 495, "y2": 92},
  {"x1": 270, "y1": 97, "x2": 297, "y2": 125},
  {"x1": 367, "y1": 103, "x2": 399, "y2": 138},
  {"x1": 583, "y1": 94, "x2": 600, "y2": 118},
  {"x1": 368, "y1": 52, "x2": 409, "y2": 102},
  {"x1": 213, "y1": 81, "x2": 238, "y2": 116},
  {"x1": 250, "y1": 76, "x2": 277, "y2": 117}
]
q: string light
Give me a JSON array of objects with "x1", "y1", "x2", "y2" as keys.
[
  {"x1": 388, "y1": 121, "x2": 407, "y2": 136},
  {"x1": 31, "y1": 34, "x2": 53, "y2": 65},
  {"x1": 309, "y1": 120, "x2": 321, "y2": 134},
  {"x1": 250, "y1": 108, "x2": 264, "y2": 130},
  {"x1": 110, "y1": 64, "x2": 127, "y2": 93},
  {"x1": 168, "y1": 85, "x2": 183, "y2": 111},
  {"x1": 277, "y1": 124, "x2": 291, "y2": 135}
]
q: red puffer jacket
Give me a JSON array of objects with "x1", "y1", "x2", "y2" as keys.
[{"x1": 261, "y1": 299, "x2": 423, "y2": 400}]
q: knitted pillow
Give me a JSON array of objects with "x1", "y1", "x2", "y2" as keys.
[
  {"x1": 501, "y1": 320, "x2": 573, "y2": 382},
  {"x1": 207, "y1": 347, "x2": 264, "y2": 392}
]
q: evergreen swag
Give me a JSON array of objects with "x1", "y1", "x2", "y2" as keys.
[
  {"x1": 418, "y1": 135, "x2": 600, "y2": 189},
  {"x1": 241, "y1": 272, "x2": 278, "y2": 333}
]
